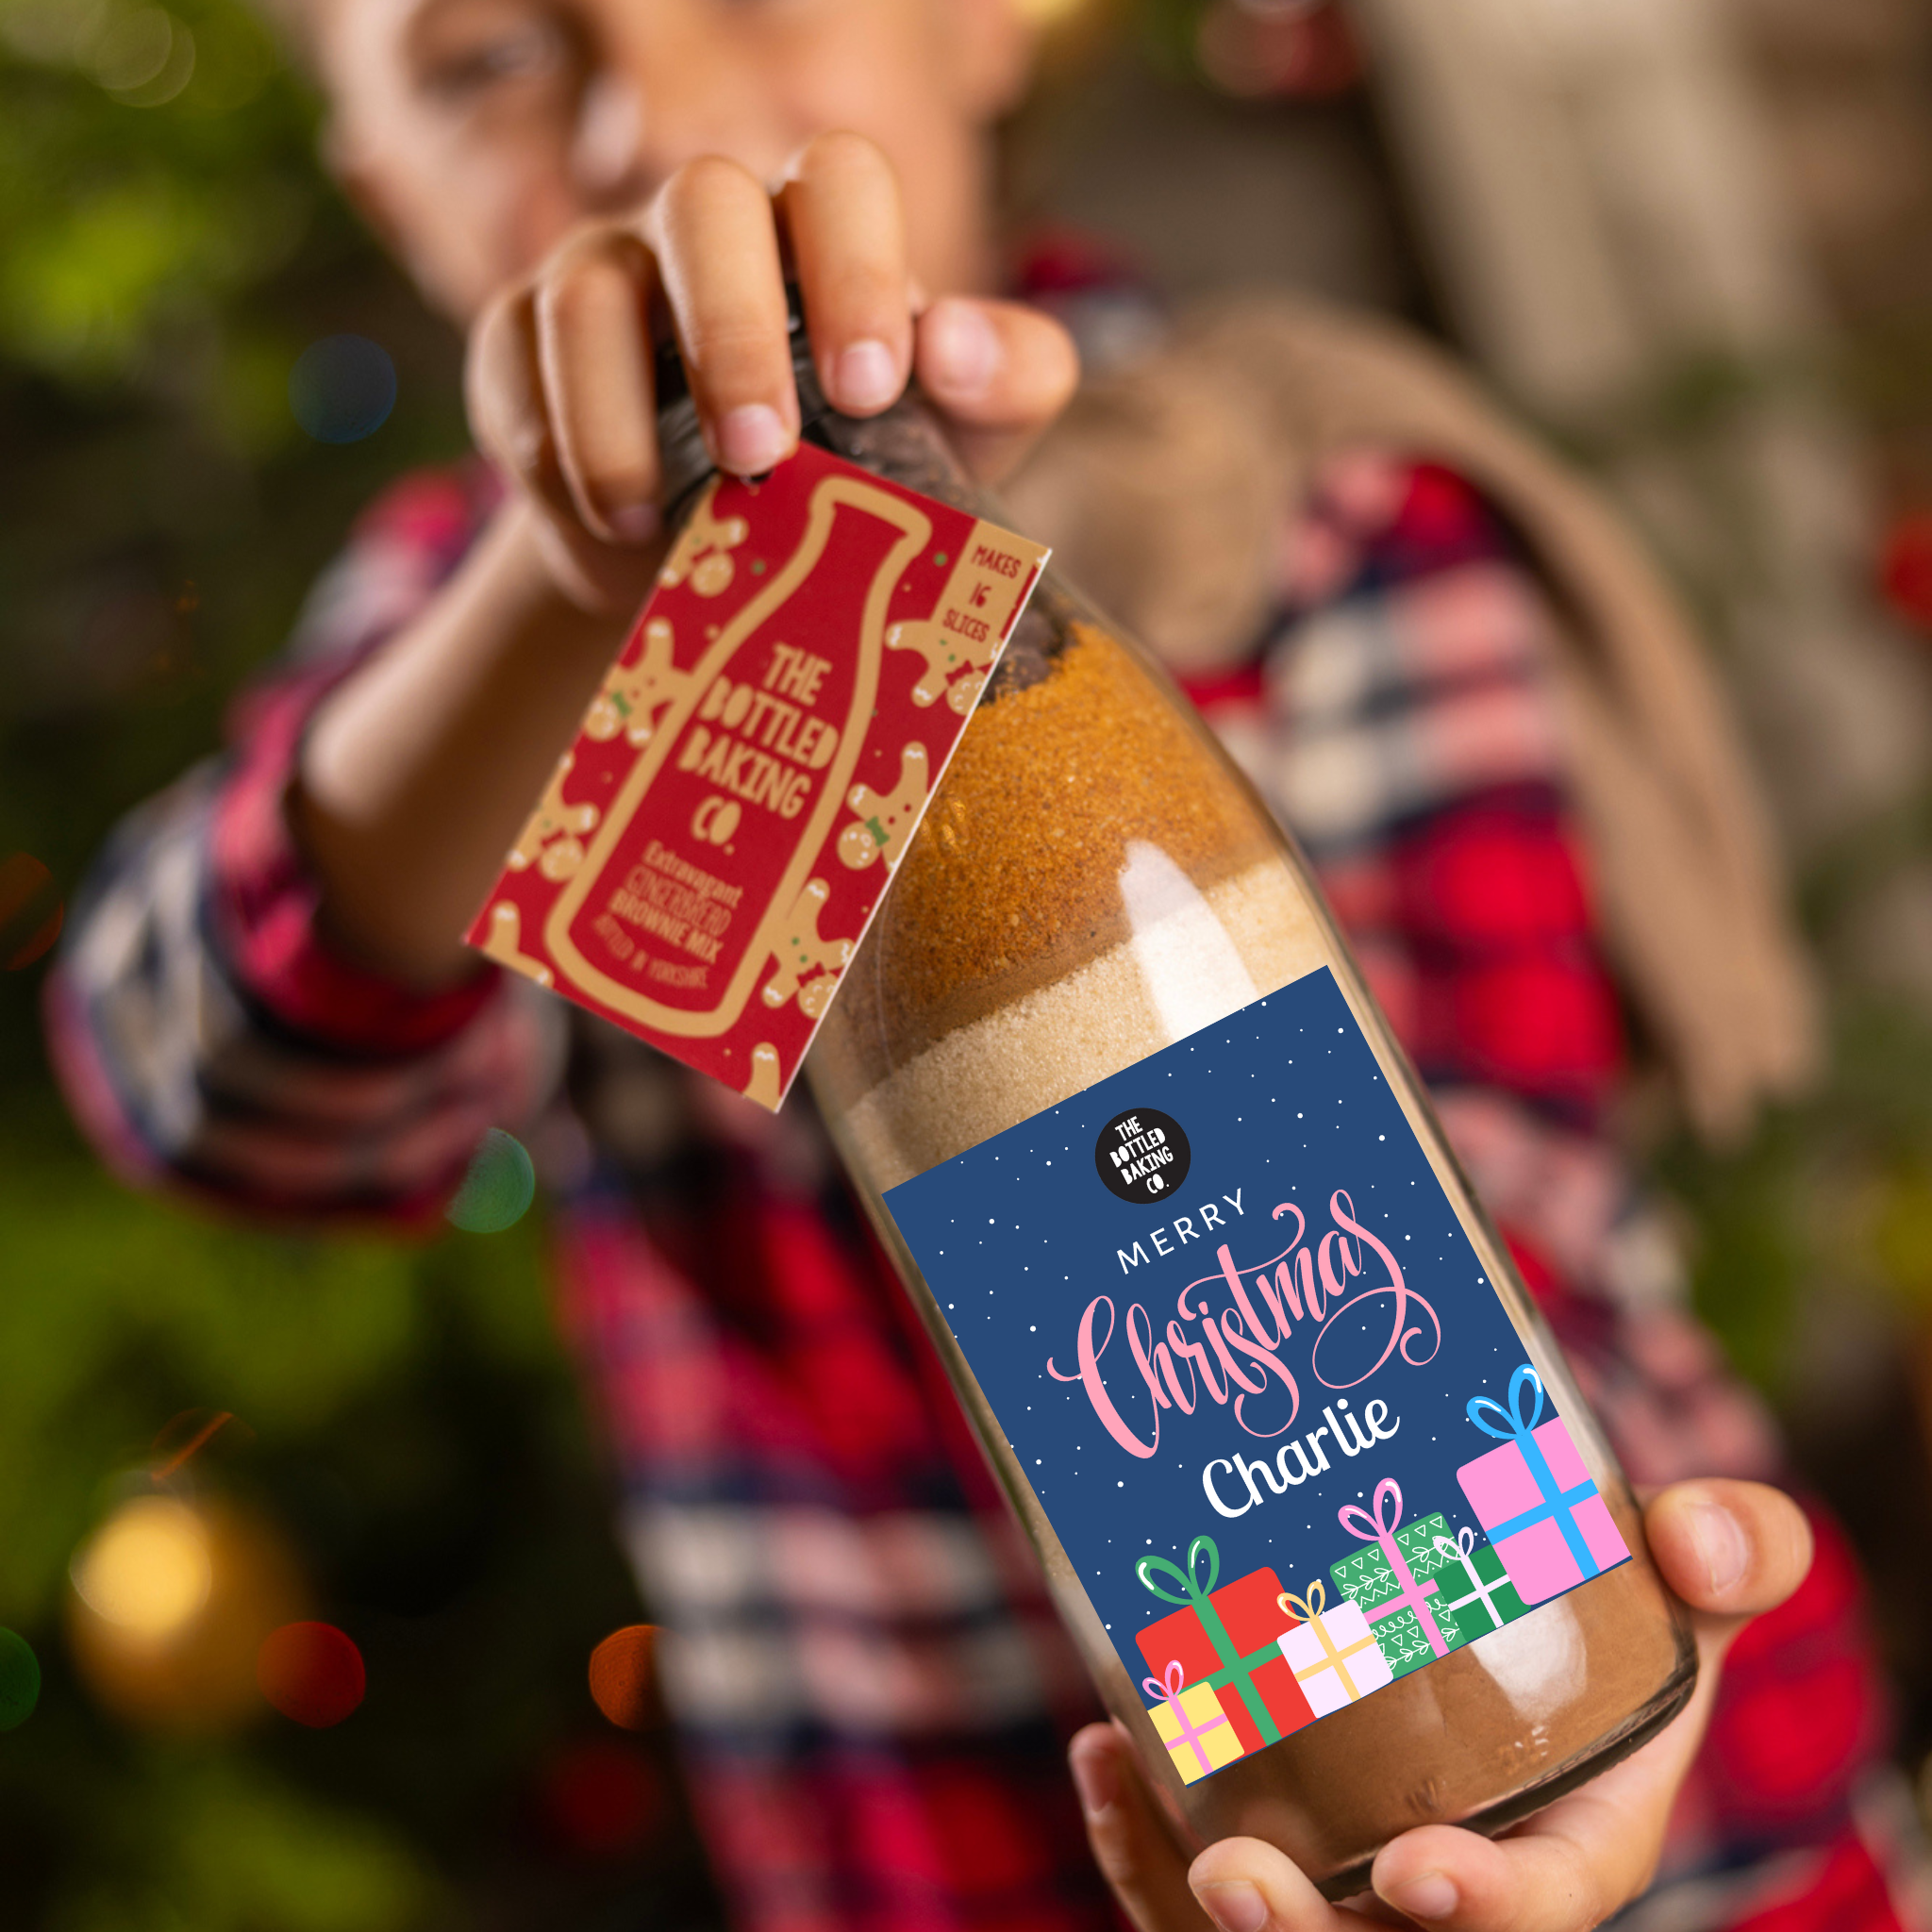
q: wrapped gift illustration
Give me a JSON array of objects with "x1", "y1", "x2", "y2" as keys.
[
  {"x1": 1330, "y1": 1479, "x2": 1457, "y2": 1678},
  {"x1": 1457, "y1": 1364, "x2": 1630, "y2": 1604},
  {"x1": 1143, "y1": 1660, "x2": 1246, "y2": 1783},
  {"x1": 1430, "y1": 1527, "x2": 1529, "y2": 1634},
  {"x1": 1135, "y1": 1537, "x2": 1316, "y2": 1752},
  {"x1": 1274, "y1": 1583, "x2": 1394, "y2": 1718}
]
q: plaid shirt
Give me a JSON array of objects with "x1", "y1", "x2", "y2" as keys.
[{"x1": 46, "y1": 440, "x2": 1920, "y2": 1932}]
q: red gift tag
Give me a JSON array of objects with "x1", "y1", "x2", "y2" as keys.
[{"x1": 469, "y1": 442, "x2": 1048, "y2": 1108}]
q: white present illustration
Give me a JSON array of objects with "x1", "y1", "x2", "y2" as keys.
[{"x1": 1275, "y1": 1582, "x2": 1395, "y2": 1718}]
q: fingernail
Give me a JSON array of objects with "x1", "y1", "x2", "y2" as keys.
[
  {"x1": 1068, "y1": 1742, "x2": 1118, "y2": 1819},
  {"x1": 607, "y1": 503, "x2": 660, "y2": 544},
  {"x1": 1383, "y1": 1872, "x2": 1458, "y2": 1922},
  {"x1": 924, "y1": 300, "x2": 1000, "y2": 399},
  {"x1": 832, "y1": 339, "x2": 899, "y2": 412},
  {"x1": 1687, "y1": 1494, "x2": 1749, "y2": 1594},
  {"x1": 1193, "y1": 1879, "x2": 1269, "y2": 1932},
  {"x1": 715, "y1": 404, "x2": 790, "y2": 476}
]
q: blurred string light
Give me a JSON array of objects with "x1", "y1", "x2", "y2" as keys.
[
  {"x1": 1011, "y1": 0, "x2": 1098, "y2": 21},
  {"x1": 0, "y1": 0, "x2": 275, "y2": 108},
  {"x1": 289, "y1": 335, "x2": 398, "y2": 444},
  {"x1": 541, "y1": 1739, "x2": 662, "y2": 1857},
  {"x1": 257, "y1": 1622, "x2": 366, "y2": 1728},
  {"x1": 0, "y1": 854, "x2": 64, "y2": 970},
  {"x1": 67, "y1": 1496, "x2": 303, "y2": 1731},
  {"x1": 92, "y1": 6, "x2": 194, "y2": 104},
  {"x1": 1882, "y1": 510, "x2": 1932, "y2": 637},
  {"x1": 70, "y1": 1495, "x2": 211, "y2": 1641},
  {"x1": 588, "y1": 1624, "x2": 663, "y2": 1732},
  {"x1": 447, "y1": 1127, "x2": 536, "y2": 1234},
  {"x1": 0, "y1": 1632, "x2": 42, "y2": 1732}
]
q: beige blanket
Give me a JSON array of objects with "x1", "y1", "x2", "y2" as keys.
[{"x1": 1006, "y1": 293, "x2": 1819, "y2": 1144}]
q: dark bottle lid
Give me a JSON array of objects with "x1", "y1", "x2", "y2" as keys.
[{"x1": 653, "y1": 291, "x2": 832, "y2": 515}]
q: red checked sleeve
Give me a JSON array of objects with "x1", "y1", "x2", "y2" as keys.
[
  {"x1": 46, "y1": 466, "x2": 567, "y2": 1227},
  {"x1": 1183, "y1": 455, "x2": 1778, "y2": 1464}
]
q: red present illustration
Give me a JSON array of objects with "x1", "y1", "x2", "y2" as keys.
[{"x1": 1134, "y1": 1537, "x2": 1316, "y2": 1753}]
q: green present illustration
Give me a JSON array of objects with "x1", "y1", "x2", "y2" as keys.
[
  {"x1": 1428, "y1": 1527, "x2": 1530, "y2": 1636},
  {"x1": 1329, "y1": 1479, "x2": 1466, "y2": 1679},
  {"x1": 1357, "y1": 1604, "x2": 1438, "y2": 1676}
]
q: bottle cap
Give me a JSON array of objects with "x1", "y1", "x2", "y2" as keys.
[{"x1": 654, "y1": 290, "x2": 831, "y2": 514}]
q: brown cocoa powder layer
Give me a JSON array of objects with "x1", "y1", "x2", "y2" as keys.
[
  {"x1": 1075, "y1": 1503, "x2": 1693, "y2": 1879},
  {"x1": 841, "y1": 624, "x2": 1274, "y2": 1077}
]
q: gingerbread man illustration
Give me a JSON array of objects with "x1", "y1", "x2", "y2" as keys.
[
  {"x1": 506, "y1": 753, "x2": 600, "y2": 881},
  {"x1": 837, "y1": 742, "x2": 931, "y2": 872},
  {"x1": 760, "y1": 878, "x2": 855, "y2": 1014},
  {"x1": 658, "y1": 493, "x2": 750, "y2": 598},
  {"x1": 884, "y1": 617, "x2": 975, "y2": 708},
  {"x1": 475, "y1": 902, "x2": 554, "y2": 988},
  {"x1": 584, "y1": 616, "x2": 691, "y2": 747}
]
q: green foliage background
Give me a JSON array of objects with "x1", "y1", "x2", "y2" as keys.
[{"x1": 0, "y1": 2, "x2": 718, "y2": 1924}]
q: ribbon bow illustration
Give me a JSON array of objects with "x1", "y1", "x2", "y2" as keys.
[
  {"x1": 1275, "y1": 1581, "x2": 1327, "y2": 1625},
  {"x1": 1466, "y1": 1362, "x2": 1602, "y2": 1581},
  {"x1": 1467, "y1": 1362, "x2": 1547, "y2": 1444},
  {"x1": 1336, "y1": 1477, "x2": 1449, "y2": 1658},
  {"x1": 1432, "y1": 1529, "x2": 1509, "y2": 1631},
  {"x1": 1136, "y1": 1537, "x2": 1220, "y2": 1610},
  {"x1": 1135, "y1": 1536, "x2": 1286, "y2": 1744},
  {"x1": 1274, "y1": 1579, "x2": 1377, "y2": 1704},
  {"x1": 1141, "y1": 1658, "x2": 1228, "y2": 1776}
]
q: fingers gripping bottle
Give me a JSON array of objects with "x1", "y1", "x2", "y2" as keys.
[{"x1": 655, "y1": 314, "x2": 1696, "y2": 1896}]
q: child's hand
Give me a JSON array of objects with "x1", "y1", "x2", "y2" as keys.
[
  {"x1": 1068, "y1": 1478, "x2": 1814, "y2": 1932},
  {"x1": 466, "y1": 131, "x2": 1080, "y2": 614}
]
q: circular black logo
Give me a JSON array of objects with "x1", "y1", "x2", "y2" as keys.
[{"x1": 1094, "y1": 1108, "x2": 1191, "y2": 1205}]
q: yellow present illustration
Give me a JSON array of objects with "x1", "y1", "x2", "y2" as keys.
[{"x1": 1142, "y1": 1659, "x2": 1246, "y2": 1783}]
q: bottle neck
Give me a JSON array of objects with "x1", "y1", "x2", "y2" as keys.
[{"x1": 654, "y1": 301, "x2": 981, "y2": 523}]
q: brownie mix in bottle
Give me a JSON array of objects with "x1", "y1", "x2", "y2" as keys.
[{"x1": 652, "y1": 312, "x2": 1698, "y2": 1896}]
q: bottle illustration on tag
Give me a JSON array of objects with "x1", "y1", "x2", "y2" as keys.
[{"x1": 471, "y1": 440, "x2": 1049, "y2": 1106}]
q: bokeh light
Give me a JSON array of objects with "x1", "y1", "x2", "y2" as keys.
[
  {"x1": 93, "y1": 8, "x2": 195, "y2": 105},
  {"x1": 289, "y1": 335, "x2": 398, "y2": 444},
  {"x1": 0, "y1": 853, "x2": 64, "y2": 969},
  {"x1": 68, "y1": 1497, "x2": 304, "y2": 1731},
  {"x1": 541, "y1": 1739, "x2": 662, "y2": 1857},
  {"x1": 1012, "y1": 0, "x2": 1095, "y2": 21},
  {"x1": 446, "y1": 1127, "x2": 536, "y2": 1234},
  {"x1": 71, "y1": 1495, "x2": 211, "y2": 1641},
  {"x1": 0, "y1": 1630, "x2": 42, "y2": 1732},
  {"x1": 1882, "y1": 510, "x2": 1932, "y2": 635},
  {"x1": 257, "y1": 1622, "x2": 366, "y2": 1728},
  {"x1": 1196, "y1": 0, "x2": 1362, "y2": 99},
  {"x1": 588, "y1": 1624, "x2": 663, "y2": 1732}
]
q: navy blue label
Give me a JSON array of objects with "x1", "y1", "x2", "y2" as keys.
[{"x1": 884, "y1": 970, "x2": 1629, "y2": 1781}]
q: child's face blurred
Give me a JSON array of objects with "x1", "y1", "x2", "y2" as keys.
[{"x1": 318, "y1": 0, "x2": 1031, "y2": 323}]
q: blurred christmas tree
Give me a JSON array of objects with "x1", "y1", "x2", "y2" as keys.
[{"x1": 0, "y1": 1, "x2": 718, "y2": 1923}]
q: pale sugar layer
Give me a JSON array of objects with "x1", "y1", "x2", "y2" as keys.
[{"x1": 841, "y1": 858, "x2": 1326, "y2": 1189}]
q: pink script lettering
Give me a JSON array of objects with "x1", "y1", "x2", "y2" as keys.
[{"x1": 1046, "y1": 1191, "x2": 1441, "y2": 1457}]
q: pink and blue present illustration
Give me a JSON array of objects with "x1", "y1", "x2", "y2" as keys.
[{"x1": 1456, "y1": 1363, "x2": 1629, "y2": 1604}]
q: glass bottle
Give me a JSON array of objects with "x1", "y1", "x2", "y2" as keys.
[{"x1": 658, "y1": 316, "x2": 1697, "y2": 1897}]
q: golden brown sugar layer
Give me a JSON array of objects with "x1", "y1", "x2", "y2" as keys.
[{"x1": 839, "y1": 625, "x2": 1275, "y2": 1075}]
